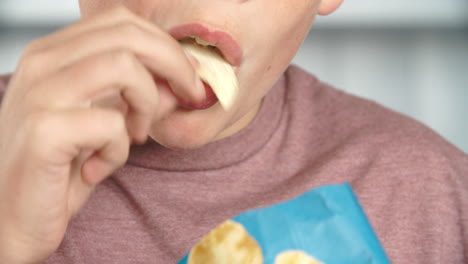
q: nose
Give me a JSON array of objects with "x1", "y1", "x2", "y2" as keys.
[{"x1": 123, "y1": 0, "x2": 249, "y2": 19}]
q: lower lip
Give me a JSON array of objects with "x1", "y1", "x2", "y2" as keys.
[
  {"x1": 178, "y1": 81, "x2": 218, "y2": 110},
  {"x1": 154, "y1": 76, "x2": 218, "y2": 110}
]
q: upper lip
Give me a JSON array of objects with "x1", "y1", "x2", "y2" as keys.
[{"x1": 168, "y1": 23, "x2": 243, "y2": 67}]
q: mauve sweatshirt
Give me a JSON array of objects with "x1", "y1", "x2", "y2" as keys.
[{"x1": 1, "y1": 66, "x2": 467, "y2": 263}]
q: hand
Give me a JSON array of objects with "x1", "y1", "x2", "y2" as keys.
[{"x1": 0, "y1": 5, "x2": 202, "y2": 263}]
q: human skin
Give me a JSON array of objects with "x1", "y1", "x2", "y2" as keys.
[
  {"x1": 0, "y1": 0, "x2": 342, "y2": 263},
  {"x1": 79, "y1": 0, "x2": 343, "y2": 149}
]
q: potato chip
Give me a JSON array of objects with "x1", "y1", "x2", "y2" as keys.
[
  {"x1": 188, "y1": 220, "x2": 263, "y2": 264},
  {"x1": 180, "y1": 41, "x2": 238, "y2": 111},
  {"x1": 275, "y1": 250, "x2": 324, "y2": 264}
]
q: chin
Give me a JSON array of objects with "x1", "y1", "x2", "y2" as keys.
[
  {"x1": 149, "y1": 134, "x2": 212, "y2": 150},
  {"x1": 148, "y1": 117, "x2": 220, "y2": 150}
]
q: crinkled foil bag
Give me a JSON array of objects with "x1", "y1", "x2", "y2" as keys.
[{"x1": 178, "y1": 183, "x2": 390, "y2": 264}]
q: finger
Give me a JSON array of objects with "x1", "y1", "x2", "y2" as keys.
[
  {"x1": 20, "y1": 108, "x2": 130, "y2": 218},
  {"x1": 48, "y1": 23, "x2": 204, "y2": 102},
  {"x1": 152, "y1": 77, "x2": 179, "y2": 118},
  {"x1": 20, "y1": 5, "x2": 204, "y2": 103},
  {"x1": 30, "y1": 49, "x2": 159, "y2": 142},
  {"x1": 25, "y1": 5, "x2": 157, "y2": 54},
  {"x1": 67, "y1": 150, "x2": 95, "y2": 217},
  {"x1": 16, "y1": 5, "x2": 147, "y2": 82},
  {"x1": 28, "y1": 108, "x2": 131, "y2": 183},
  {"x1": 81, "y1": 149, "x2": 121, "y2": 185}
]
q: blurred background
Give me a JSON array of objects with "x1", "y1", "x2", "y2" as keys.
[{"x1": 1, "y1": 0, "x2": 467, "y2": 152}]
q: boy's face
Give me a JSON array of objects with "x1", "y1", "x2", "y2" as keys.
[{"x1": 78, "y1": 0, "x2": 336, "y2": 149}]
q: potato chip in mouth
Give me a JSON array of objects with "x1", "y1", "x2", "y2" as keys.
[{"x1": 180, "y1": 40, "x2": 238, "y2": 111}]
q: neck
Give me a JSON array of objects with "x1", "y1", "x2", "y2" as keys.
[{"x1": 214, "y1": 101, "x2": 263, "y2": 141}]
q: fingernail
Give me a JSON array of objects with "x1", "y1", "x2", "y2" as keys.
[
  {"x1": 195, "y1": 76, "x2": 205, "y2": 100},
  {"x1": 184, "y1": 50, "x2": 200, "y2": 69},
  {"x1": 184, "y1": 51, "x2": 205, "y2": 101}
]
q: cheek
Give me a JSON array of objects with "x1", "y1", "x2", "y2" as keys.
[
  {"x1": 235, "y1": 2, "x2": 316, "y2": 111},
  {"x1": 79, "y1": 0, "x2": 159, "y2": 18},
  {"x1": 246, "y1": 1, "x2": 317, "y2": 79},
  {"x1": 270, "y1": 2, "x2": 316, "y2": 63},
  {"x1": 79, "y1": 0, "x2": 121, "y2": 17}
]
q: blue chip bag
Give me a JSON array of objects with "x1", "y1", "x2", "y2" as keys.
[{"x1": 178, "y1": 183, "x2": 390, "y2": 264}]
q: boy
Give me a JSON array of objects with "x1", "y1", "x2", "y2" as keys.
[{"x1": 0, "y1": 0, "x2": 466, "y2": 263}]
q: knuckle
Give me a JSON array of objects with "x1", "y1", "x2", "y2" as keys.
[
  {"x1": 22, "y1": 39, "x2": 43, "y2": 56},
  {"x1": 24, "y1": 110, "x2": 56, "y2": 140},
  {"x1": 90, "y1": 49, "x2": 135, "y2": 79},
  {"x1": 113, "y1": 21, "x2": 151, "y2": 48},
  {"x1": 115, "y1": 143, "x2": 130, "y2": 166},
  {"x1": 103, "y1": 112, "x2": 129, "y2": 165},
  {"x1": 116, "y1": 21, "x2": 141, "y2": 38},
  {"x1": 111, "y1": 49, "x2": 132, "y2": 66},
  {"x1": 18, "y1": 52, "x2": 47, "y2": 79},
  {"x1": 22, "y1": 88, "x2": 41, "y2": 108},
  {"x1": 109, "y1": 49, "x2": 139, "y2": 74},
  {"x1": 102, "y1": 110, "x2": 126, "y2": 133}
]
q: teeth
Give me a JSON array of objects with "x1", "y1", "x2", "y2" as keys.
[{"x1": 194, "y1": 37, "x2": 215, "y2": 47}]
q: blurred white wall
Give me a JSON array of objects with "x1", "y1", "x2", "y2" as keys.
[
  {"x1": 1, "y1": 0, "x2": 468, "y2": 27},
  {"x1": 293, "y1": 28, "x2": 468, "y2": 152},
  {"x1": 0, "y1": 0, "x2": 467, "y2": 152}
]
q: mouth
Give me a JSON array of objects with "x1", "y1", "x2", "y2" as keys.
[
  {"x1": 152, "y1": 75, "x2": 219, "y2": 111},
  {"x1": 169, "y1": 23, "x2": 243, "y2": 68}
]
